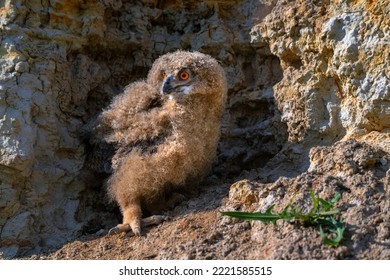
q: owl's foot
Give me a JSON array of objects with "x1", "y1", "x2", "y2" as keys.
[
  {"x1": 108, "y1": 204, "x2": 142, "y2": 236},
  {"x1": 108, "y1": 224, "x2": 133, "y2": 235},
  {"x1": 107, "y1": 215, "x2": 169, "y2": 236},
  {"x1": 141, "y1": 215, "x2": 170, "y2": 227}
]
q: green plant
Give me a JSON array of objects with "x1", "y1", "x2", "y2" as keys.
[{"x1": 221, "y1": 190, "x2": 345, "y2": 246}]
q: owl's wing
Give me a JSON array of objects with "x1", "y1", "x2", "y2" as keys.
[
  {"x1": 91, "y1": 81, "x2": 166, "y2": 144},
  {"x1": 82, "y1": 81, "x2": 171, "y2": 173},
  {"x1": 80, "y1": 114, "x2": 116, "y2": 173}
]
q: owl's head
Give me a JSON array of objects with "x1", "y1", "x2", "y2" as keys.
[{"x1": 147, "y1": 51, "x2": 227, "y2": 101}]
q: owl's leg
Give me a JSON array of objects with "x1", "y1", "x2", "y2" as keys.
[
  {"x1": 141, "y1": 215, "x2": 169, "y2": 227},
  {"x1": 108, "y1": 214, "x2": 169, "y2": 236},
  {"x1": 108, "y1": 204, "x2": 142, "y2": 236}
]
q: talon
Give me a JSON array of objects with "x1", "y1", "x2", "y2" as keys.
[
  {"x1": 108, "y1": 224, "x2": 131, "y2": 235},
  {"x1": 133, "y1": 227, "x2": 141, "y2": 236},
  {"x1": 108, "y1": 226, "x2": 121, "y2": 236},
  {"x1": 141, "y1": 215, "x2": 170, "y2": 227}
]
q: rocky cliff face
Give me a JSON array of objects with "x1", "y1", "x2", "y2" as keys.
[{"x1": 0, "y1": 0, "x2": 389, "y2": 259}]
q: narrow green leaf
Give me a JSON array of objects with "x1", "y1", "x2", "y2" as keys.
[
  {"x1": 319, "y1": 224, "x2": 345, "y2": 247},
  {"x1": 318, "y1": 198, "x2": 332, "y2": 211},
  {"x1": 309, "y1": 189, "x2": 319, "y2": 215},
  {"x1": 329, "y1": 192, "x2": 341, "y2": 206},
  {"x1": 318, "y1": 209, "x2": 340, "y2": 216},
  {"x1": 221, "y1": 190, "x2": 345, "y2": 247},
  {"x1": 221, "y1": 210, "x2": 280, "y2": 224}
]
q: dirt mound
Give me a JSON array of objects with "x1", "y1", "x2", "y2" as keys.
[{"x1": 17, "y1": 140, "x2": 388, "y2": 260}]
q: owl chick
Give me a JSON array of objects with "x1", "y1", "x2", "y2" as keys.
[{"x1": 90, "y1": 50, "x2": 227, "y2": 235}]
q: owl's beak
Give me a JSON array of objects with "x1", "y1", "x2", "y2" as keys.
[{"x1": 161, "y1": 76, "x2": 174, "y2": 94}]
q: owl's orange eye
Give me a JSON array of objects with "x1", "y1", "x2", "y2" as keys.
[
  {"x1": 178, "y1": 71, "x2": 190, "y2": 81},
  {"x1": 162, "y1": 71, "x2": 167, "y2": 79}
]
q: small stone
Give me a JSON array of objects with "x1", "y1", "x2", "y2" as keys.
[
  {"x1": 95, "y1": 229, "x2": 106, "y2": 236},
  {"x1": 380, "y1": 157, "x2": 388, "y2": 166},
  {"x1": 0, "y1": 245, "x2": 19, "y2": 259},
  {"x1": 15, "y1": 61, "x2": 29, "y2": 73},
  {"x1": 30, "y1": 254, "x2": 39, "y2": 260}
]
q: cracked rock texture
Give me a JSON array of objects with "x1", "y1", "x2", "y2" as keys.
[
  {"x1": 224, "y1": 140, "x2": 389, "y2": 259},
  {"x1": 0, "y1": 0, "x2": 389, "y2": 259}
]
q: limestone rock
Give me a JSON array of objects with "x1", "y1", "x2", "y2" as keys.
[
  {"x1": 223, "y1": 140, "x2": 389, "y2": 259},
  {"x1": 0, "y1": 0, "x2": 389, "y2": 259},
  {"x1": 251, "y1": 0, "x2": 390, "y2": 144},
  {"x1": 0, "y1": 0, "x2": 283, "y2": 257}
]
